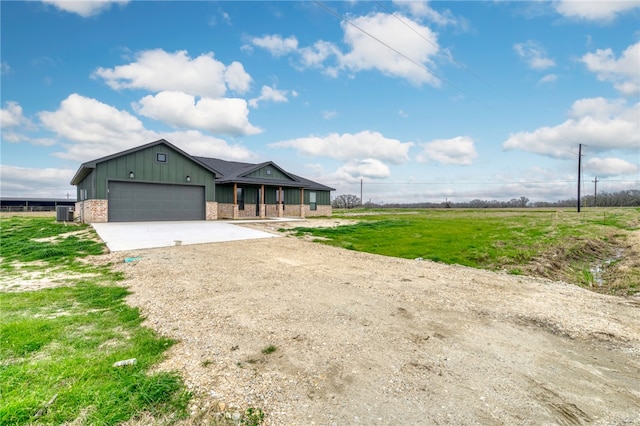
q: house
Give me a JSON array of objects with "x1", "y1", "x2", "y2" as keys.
[{"x1": 70, "y1": 139, "x2": 334, "y2": 223}]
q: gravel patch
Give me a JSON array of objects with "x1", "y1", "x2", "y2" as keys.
[{"x1": 114, "y1": 232, "x2": 640, "y2": 425}]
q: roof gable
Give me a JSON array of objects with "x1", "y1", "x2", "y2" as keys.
[
  {"x1": 193, "y1": 156, "x2": 333, "y2": 190},
  {"x1": 70, "y1": 139, "x2": 221, "y2": 185},
  {"x1": 242, "y1": 162, "x2": 299, "y2": 182}
]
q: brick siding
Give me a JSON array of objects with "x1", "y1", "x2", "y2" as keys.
[{"x1": 75, "y1": 199, "x2": 108, "y2": 223}]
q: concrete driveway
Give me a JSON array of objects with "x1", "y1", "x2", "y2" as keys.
[{"x1": 92, "y1": 220, "x2": 289, "y2": 252}]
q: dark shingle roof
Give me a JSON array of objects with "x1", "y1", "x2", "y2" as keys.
[{"x1": 194, "y1": 156, "x2": 334, "y2": 191}]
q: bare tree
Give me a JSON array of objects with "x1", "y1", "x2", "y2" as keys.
[{"x1": 332, "y1": 194, "x2": 361, "y2": 209}]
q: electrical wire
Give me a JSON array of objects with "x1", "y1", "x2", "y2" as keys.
[
  {"x1": 313, "y1": 1, "x2": 586, "y2": 151},
  {"x1": 374, "y1": 0, "x2": 504, "y2": 97},
  {"x1": 313, "y1": 0, "x2": 467, "y2": 95}
]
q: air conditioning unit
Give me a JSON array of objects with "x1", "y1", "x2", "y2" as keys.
[{"x1": 56, "y1": 206, "x2": 74, "y2": 222}]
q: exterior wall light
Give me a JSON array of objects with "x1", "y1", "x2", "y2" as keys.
[
  {"x1": 186, "y1": 175, "x2": 191, "y2": 182},
  {"x1": 129, "y1": 171, "x2": 135, "y2": 179}
]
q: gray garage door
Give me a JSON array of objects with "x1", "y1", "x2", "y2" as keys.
[{"x1": 108, "y1": 181, "x2": 205, "y2": 222}]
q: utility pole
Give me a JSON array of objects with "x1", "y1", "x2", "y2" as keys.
[
  {"x1": 360, "y1": 178, "x2": 363, "y2": 206},
  {"x1": 592, "y1": 177, "x2": 599, "y2": 207},
  {"x1": 577, "y1": 143, "x2": 582, "y2": 213}
]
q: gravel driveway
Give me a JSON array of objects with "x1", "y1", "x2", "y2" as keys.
[{"x1": 115, "y1": 229, "x2": 640, "y2": 425}]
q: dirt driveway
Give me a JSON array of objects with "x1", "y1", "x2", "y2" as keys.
[{"x1": 116, "y1": 229, "x2": 640, "y2": 425}]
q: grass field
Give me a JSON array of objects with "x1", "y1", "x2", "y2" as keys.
[
  {"x1": 291, "y1": 208, "x2": 640, "y2": 295},
  {"x1": 0, "y1": 214, "x2": 270, "y2": 425},
  {"x1": 1, "y1": 210, "x2": 637, "y2": 424},
  {"x1": 0, "y1": 216, "x2": 192, "y2": 425}
]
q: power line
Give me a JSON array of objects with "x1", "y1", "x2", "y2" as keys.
[
  {"x1": 374, "y1": 0, "x2": 504, "y2": 97},
  {"x1": 314, "y1": 0, "x2": 596, "y2": 151},
  {"x1": 322, "y1": 178, "x2": 639, "y2": 186},
  {"x1": 313, "y1": 0, "x2": 467, "y2": 95}
]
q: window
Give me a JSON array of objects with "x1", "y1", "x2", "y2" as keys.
[
  {"x1": 237, "y1": 187, "x2": 244, "y2": 210},
  {"x1": 310, "y1": 191, "x2": 317, "y2": 211},
  {"x1": 156, "y1": 152, "x2": 167, "y2": 163}
]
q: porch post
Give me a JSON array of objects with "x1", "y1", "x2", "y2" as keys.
[
  {"x1": 300, "y1": 188, "x2": 306, "y2": 218},
  {"x1": 233, "y1": 183, "x2": 237, "y2": 204},
  {"x1": 260, "y1": 184, "x2": 266, "y2": 218},
  {"x1": 233, "y1": 183, "x2": 238, "y2": 219}
]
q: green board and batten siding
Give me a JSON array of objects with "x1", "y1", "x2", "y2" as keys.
[
  {"x1": 92, "y1": 144, "x2": 215, "y2": 200},
  {"x1": 305, "y1": 190, "x2": 330, "y2": 205},
  {"x1": 75, "y1": 169, "x2": 95, "y2": 200},
  {"x1": 246, "y1": 166, "x2": 289, "y2": 180}
]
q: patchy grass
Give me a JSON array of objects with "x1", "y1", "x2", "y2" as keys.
[
  {"x1": 261, "y1": 345, "x2": 277, "y2": 355},
  {"x1": 293, "y1": 208, "x2": 639, "y2": 296},
  {"x1": 0, "y1": 216, "x2": 191, "y2": 425}
]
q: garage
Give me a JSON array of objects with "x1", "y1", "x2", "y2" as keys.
[{"x1": 108, "y1": 181, "x2": 205, "y2": 222}]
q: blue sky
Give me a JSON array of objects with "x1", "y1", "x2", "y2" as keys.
[{"x1": 1, "y1": 0, "x2": 639, "y2": 204}]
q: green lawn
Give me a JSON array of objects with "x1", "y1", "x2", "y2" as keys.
[
  {"x1": 291, "y1": 208, "x2": 640, "y2": 294},
  {"x1": 0, "y1": 216, "x2": 189, "y2": 425}
]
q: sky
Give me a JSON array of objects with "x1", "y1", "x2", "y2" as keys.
[{"x1": 1, "y1": 0, "x2": 639, "y2": 204}]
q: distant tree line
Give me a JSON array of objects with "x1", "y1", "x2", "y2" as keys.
[
  {"x1": 534, "y1": 190, "x2": 640, "y2": 208},
  {"x1": 332, "y1": 190, "x2": 640, "y2": 209}
]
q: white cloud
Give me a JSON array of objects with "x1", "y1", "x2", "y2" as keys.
[
  {"x1": 417, "y1": 136, "x2": 478, "y2": 165},
  {"x1": 40, "y1": 93, "x2": 144, "y2": 144},
  {"x1": 41, "y1": 0, "x2": 129, "y2": 17},
  {"x1": 38, "y1": 94, "x2": 255, "y2": 162},
  {"x1": 251, "y1": 35, "x2": 299, "y2": 56},
  {"x1": 323, "y1": 110, "x2": 337, "y2": 120},
  {"x1": 585, "y1": 157, "x2": 639, "y2": 177},
  {"x1": 503, "y1": 97, "x2": 640, "y2": 157},
  {"x1": 335, "y1": 159, "x2": 391, "y2": 181},
  {"x1": 158, "y1": 130, "x2": 257, "y2": 162},
  {"x1": 208, "y1": 8, "x2": 231, "y2": 27},
  {"x1": 1, "y1": 61, "x2": 10, "y2": 75},
  {"x1": 1, "y1": 132, "x2": 28, "y2": 143},
  {"x1": 93, "y1": 49, "x2": 251, "y2": 98},
  {"x1": 223, "y1": 61, "x2": 252, "y2": 94},
  {"x1": 0, "y1": 164, "x2": 76, "y2": 198},
  {"x1": 134, "y1": 91, "x2": 261, "y2": 136},
  {"x1": 299, "y1": 40, "x2": 342, "y2": 72},
  {"x1": 248, "y1": 86, "x2": 290, "y2": 108},
  {"x1": 553, "y1": 0, "x2": 640, "y2": 22},
  {"x1": 269, "y1": 130, "x2": 414, "y2": 164},
  {"x1": 580, "y1": 42, "x2": 640, "y2": 96},
  {"x1": 392, "y1": 0, "x2": 456, "y2": 26},
  {"x1": 514, "y1": 41, "x2": 555, "y2": 70},
  {"x1": 538, "y1": 74, "x2": 558, "y2": 85},
  {"x1": 1, "y1": 101, "x2": 35, "y2": 129},
  {"x1": 252, "y1": 12, "x2": 441, "y2": 86},
  {"x1": 339, "y1": 12, "x2": 441, "y2": 86}
]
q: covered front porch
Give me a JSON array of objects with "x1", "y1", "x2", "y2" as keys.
[{"x1": 217, "y1": 183, "x2": 308, "y2": 220}]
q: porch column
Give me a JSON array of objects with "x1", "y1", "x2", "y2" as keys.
[
  {"x1": 260, "y1": 184, "x2": 266, "y2": 218},
  {"x1": 300, "y1": 188, "x2": 306, "y2": 218},
  {"x1": 233, "y1": 183, "x2": 239, "y2": 219},
  {"x1": 278, "y1": 186, "x2": 283, "y2": 218}
]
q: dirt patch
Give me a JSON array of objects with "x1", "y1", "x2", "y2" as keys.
[
  {"x1": 112, "y1": 232, "x2": 640, "y2": 425},
  {"x1": 0, "y1": 264, "x2": 102, "y2": 293},
  {"x1": 31, "y1": 229, "x2": 97, "y2": 243},
  {"x1": 241, "y1": 218, "x2": 359, "y2": 232}
]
